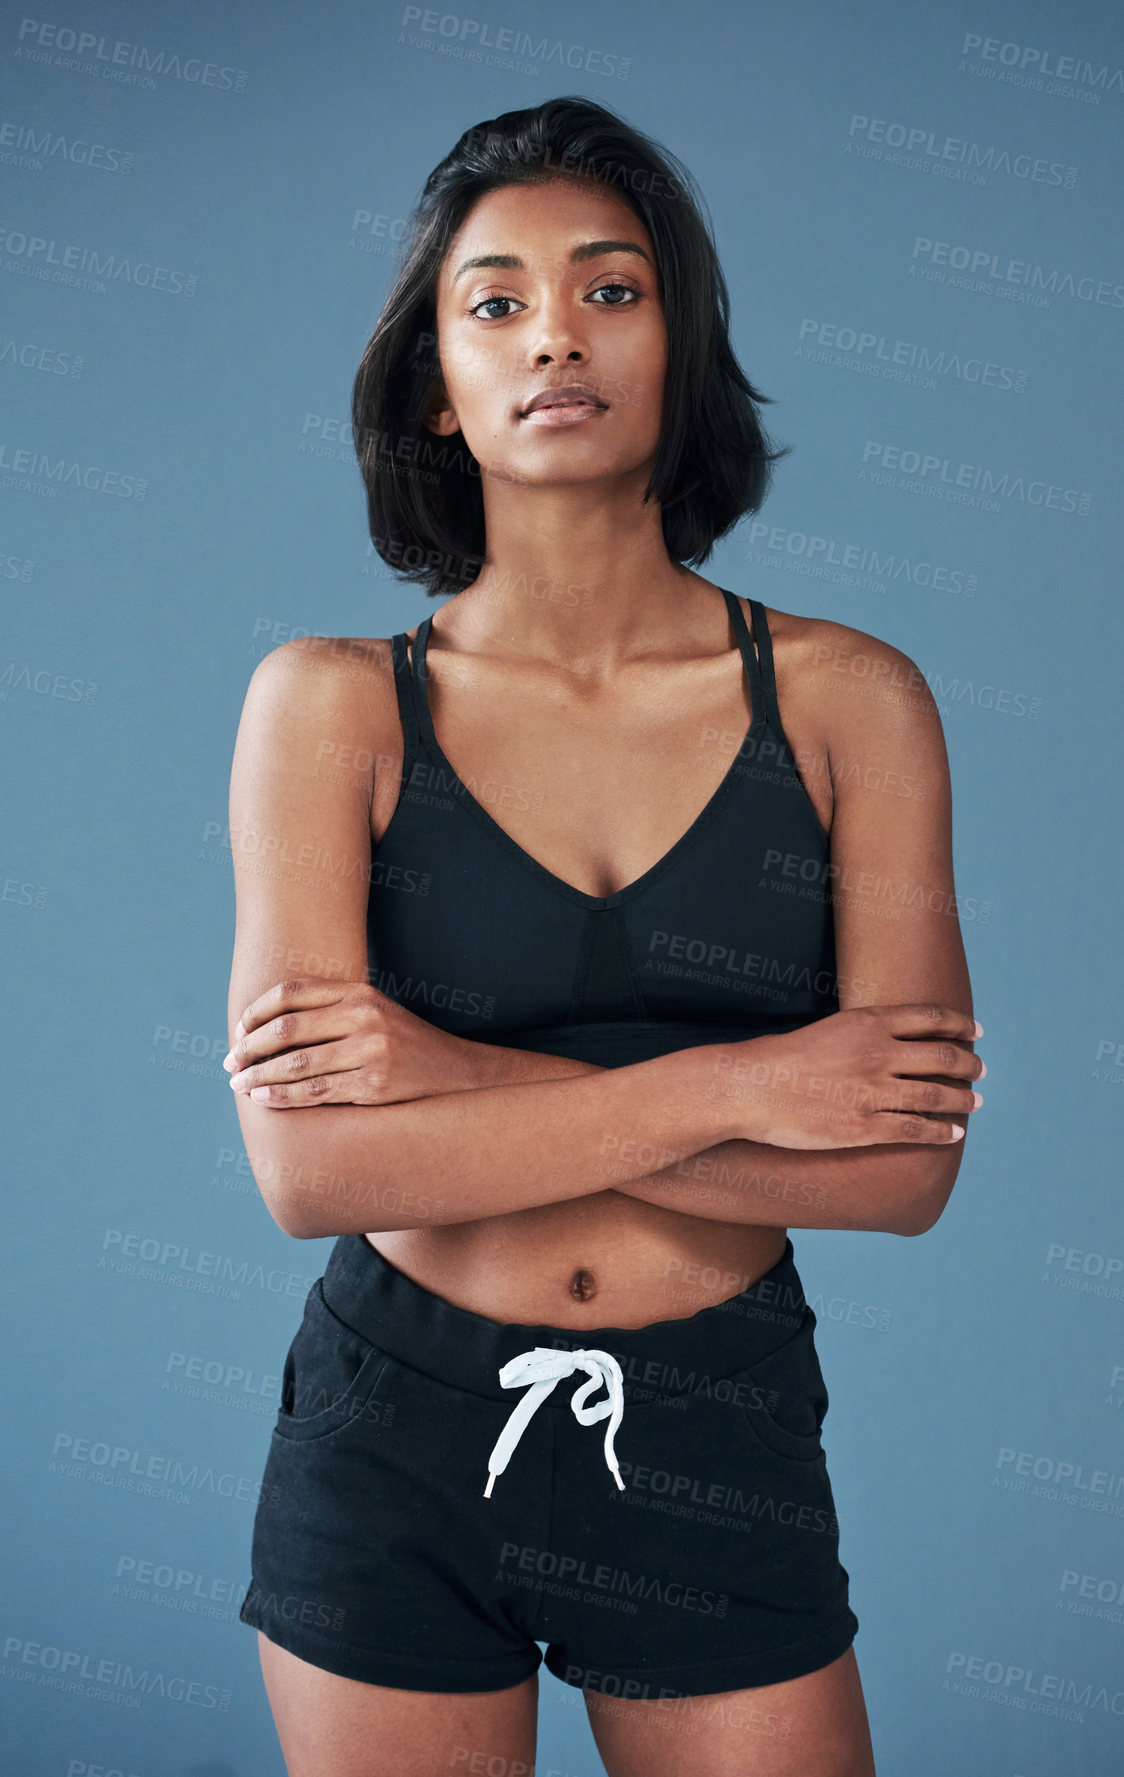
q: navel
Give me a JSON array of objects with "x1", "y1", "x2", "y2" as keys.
[{"x1": 568, "y1": 1267, "x2": 598, "y2": 1303}]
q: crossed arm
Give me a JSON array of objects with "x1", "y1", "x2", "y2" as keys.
[
  {"x1": 225, "y1": 982, "x2": 974, "y2": 1239},
  {"x1": 345, "y1": 1026, "x2": 966, "y2": 1234},
  {"x1": 225, "y1": 629, "x2": 980, "y2": 1241}
]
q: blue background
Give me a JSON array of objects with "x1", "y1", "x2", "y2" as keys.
[{"x1": 3, "y1": 1, "x2": 1122, "y2": 1772}]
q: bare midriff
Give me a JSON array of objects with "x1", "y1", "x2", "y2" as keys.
[{"x1": 366, "y1": 1202, "x2": 788, "y2": 1331}]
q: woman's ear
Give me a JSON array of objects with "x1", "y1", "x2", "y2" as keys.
[{"x1": 423, "y1": 373, "x2": 461, "y2": 437}]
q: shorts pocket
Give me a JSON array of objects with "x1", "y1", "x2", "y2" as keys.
[
  {"x1": 730, "y1": 1320, "x2": 829, "y2": 1465},
  {"x1": 273, "y1": 1279, "x2": 394, "y2": 1445}
]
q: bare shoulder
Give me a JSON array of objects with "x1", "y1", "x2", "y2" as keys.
[
  {"x1": 236, "y1": 636, "x2": 411, "y2": 828},
  {"x1": 246, "y1": 631, "x2": 395, "y2": 701},
  {"x1": 764, "y1": 602, "x2": 941, "y2": 756},
  {"x1": 240, "y1": 631, "x2": 404, "y2": 772}
]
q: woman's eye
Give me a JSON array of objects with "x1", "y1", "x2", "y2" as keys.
[
  {"x1": 468, "y1": 295, "x2": 522, "y2": 320},
  {"x1": 588, "y1": 282, "x2": 639, "y2": 305},
  {"x1": 467, "y1": 282, "x2": 640, "y2": 321}
]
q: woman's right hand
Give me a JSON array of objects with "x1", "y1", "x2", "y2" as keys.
[{"x1": 715, "y1": 1003, "x2": 984, "y2": 1150}]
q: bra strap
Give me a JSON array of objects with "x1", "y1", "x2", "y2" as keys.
[
  {"x1": 720, "y1": 587, "x2": 767, "y2": 734},
  {"x1": 389, "y1": 627, "x2": 422, "y2": 760},
  {"x1": 745, "y1": 596, "x2": 795, "y2": 756}
]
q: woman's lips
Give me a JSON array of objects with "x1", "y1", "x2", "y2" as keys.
[{"x1": 519, "y1": 400, "x2": 607, "y2": 426}]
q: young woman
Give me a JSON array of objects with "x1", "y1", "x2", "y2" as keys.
[{"x1": 224, "y1": 97, "x2": 983, "y2": 1777}]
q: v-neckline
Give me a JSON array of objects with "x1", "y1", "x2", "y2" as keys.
[{"x1": 407, "y1": 589, "x2": 770, "y2": 911}]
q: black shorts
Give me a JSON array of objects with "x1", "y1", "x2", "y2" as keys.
[{"x1": 238, "y1": 1233, "x2": 859, "y2": 1698}]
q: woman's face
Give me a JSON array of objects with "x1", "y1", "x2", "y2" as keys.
[{"x1": 425, "y1": 176, "x2": 667, "y2": 492}]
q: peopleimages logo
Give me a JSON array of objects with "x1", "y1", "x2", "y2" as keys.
[
  {"x1": 2, "y1": 1634, "x2": 232, "y2": 1711},
  {"x1": 747, "y1": 520, "x2": 977, "y2": 598},
  {"x1": 50, "y1": 1430, "x2": 268, "y2": 1506},
  {"x1": 0, "y1": 335, "x2": 84, "y2": 375},
  {"x1": 13, "y1": 18, "x2": 249, "y2": 92},
  {"x1": 944, "y1": 1649, "x2": 1124, "y2": 1719},
  {"x1": 0, "y1": 118, "x2": 134, "y2": 172},
  {"x1": 860, "y1": 440, "x2": 1091, "y2": 516},
  {"x1": 99, "y1": 1228, "x2": 319, "y2": 1299},
  {"x1": 996, "y1": 1447, "x2": 1124, "y2": 1499},
  {"x1": 0, "y1": 226, "x2": 197, "y2": 296},
  {"x1": 1041, "y1": 1241, "x2": 1124, "y2": 1302},
  {"x1": 497, "y1": 1541, "x2": 728, "y2": 1617},
  {"x1": 911, "y1": 237, "x2": 1124, "y2": 310},
  {"x1": 961, "y1": 32, "x2": 1124, "y2": 97},
  {"x1": 797, "y1": 317, "x2": 1027, "y2": 392},
  {"x1": 845, "y1": 114, "x2": 1077, "y2": 187},
  {"x1": 1060, "y1": 1569, "x2": 1124, "y2": 1610},
  {"x1": 397, "y1": 7, "x2": 631, "y2": 81},
  {"x1": 0, "y1": 441, "x2": 146, "y2": 498}
]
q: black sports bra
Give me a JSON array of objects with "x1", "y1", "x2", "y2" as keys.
[{"x1": 366, "y1": 589, "x2": 839, "y2": 1069}]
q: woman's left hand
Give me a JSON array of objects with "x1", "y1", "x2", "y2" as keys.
[{"x1": 224, "y1": 977, "x2": 488, "y2": 1107}]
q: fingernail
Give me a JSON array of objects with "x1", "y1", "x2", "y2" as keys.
[
  {"x1": 951, "y1": 1124, "x2": 965, "y2": 1140},
  {"x1": 229, "y1": 1074, "x2": 248, "y2": 1092},
  {"x1": 978, "y1": 1060, "x2": 987, "y2": 1079},
  {"x1": 971, "y1": 1092, "x2": 984, "y2": 1109},
  {"x1": 234, "y1": 1020, "x2": 246, "y2": 1040},
  {"x1": 222, "y1": 1052, "x2": 235, "y2": 1071},
  {"x1": 250, "y1": 1085, "x2": 271, "y2": 1102},
  {"x1": 972, "y1": 1020, "x2": 984, "y2": 1038}
]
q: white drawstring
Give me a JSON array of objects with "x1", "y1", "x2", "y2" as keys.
[{"x1": 483, "y1": 1346, "x2": 627, "y2": 1498}]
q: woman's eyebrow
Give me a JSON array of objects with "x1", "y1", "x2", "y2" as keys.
[{"x1": 450, "y1": 238, "x2": 654, "y2": 284}]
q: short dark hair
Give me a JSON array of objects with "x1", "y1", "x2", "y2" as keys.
[{"x1": 351, "y1": 95, "x2": 789, "y2": 600}]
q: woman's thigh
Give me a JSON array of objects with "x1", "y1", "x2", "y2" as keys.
[
  {"x1": 258, "y1": 1633, "x2": 540, "y2": 1777},
  {"x1": 582, "y1": 1647, "x2": 875, "y2": 1777}
]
